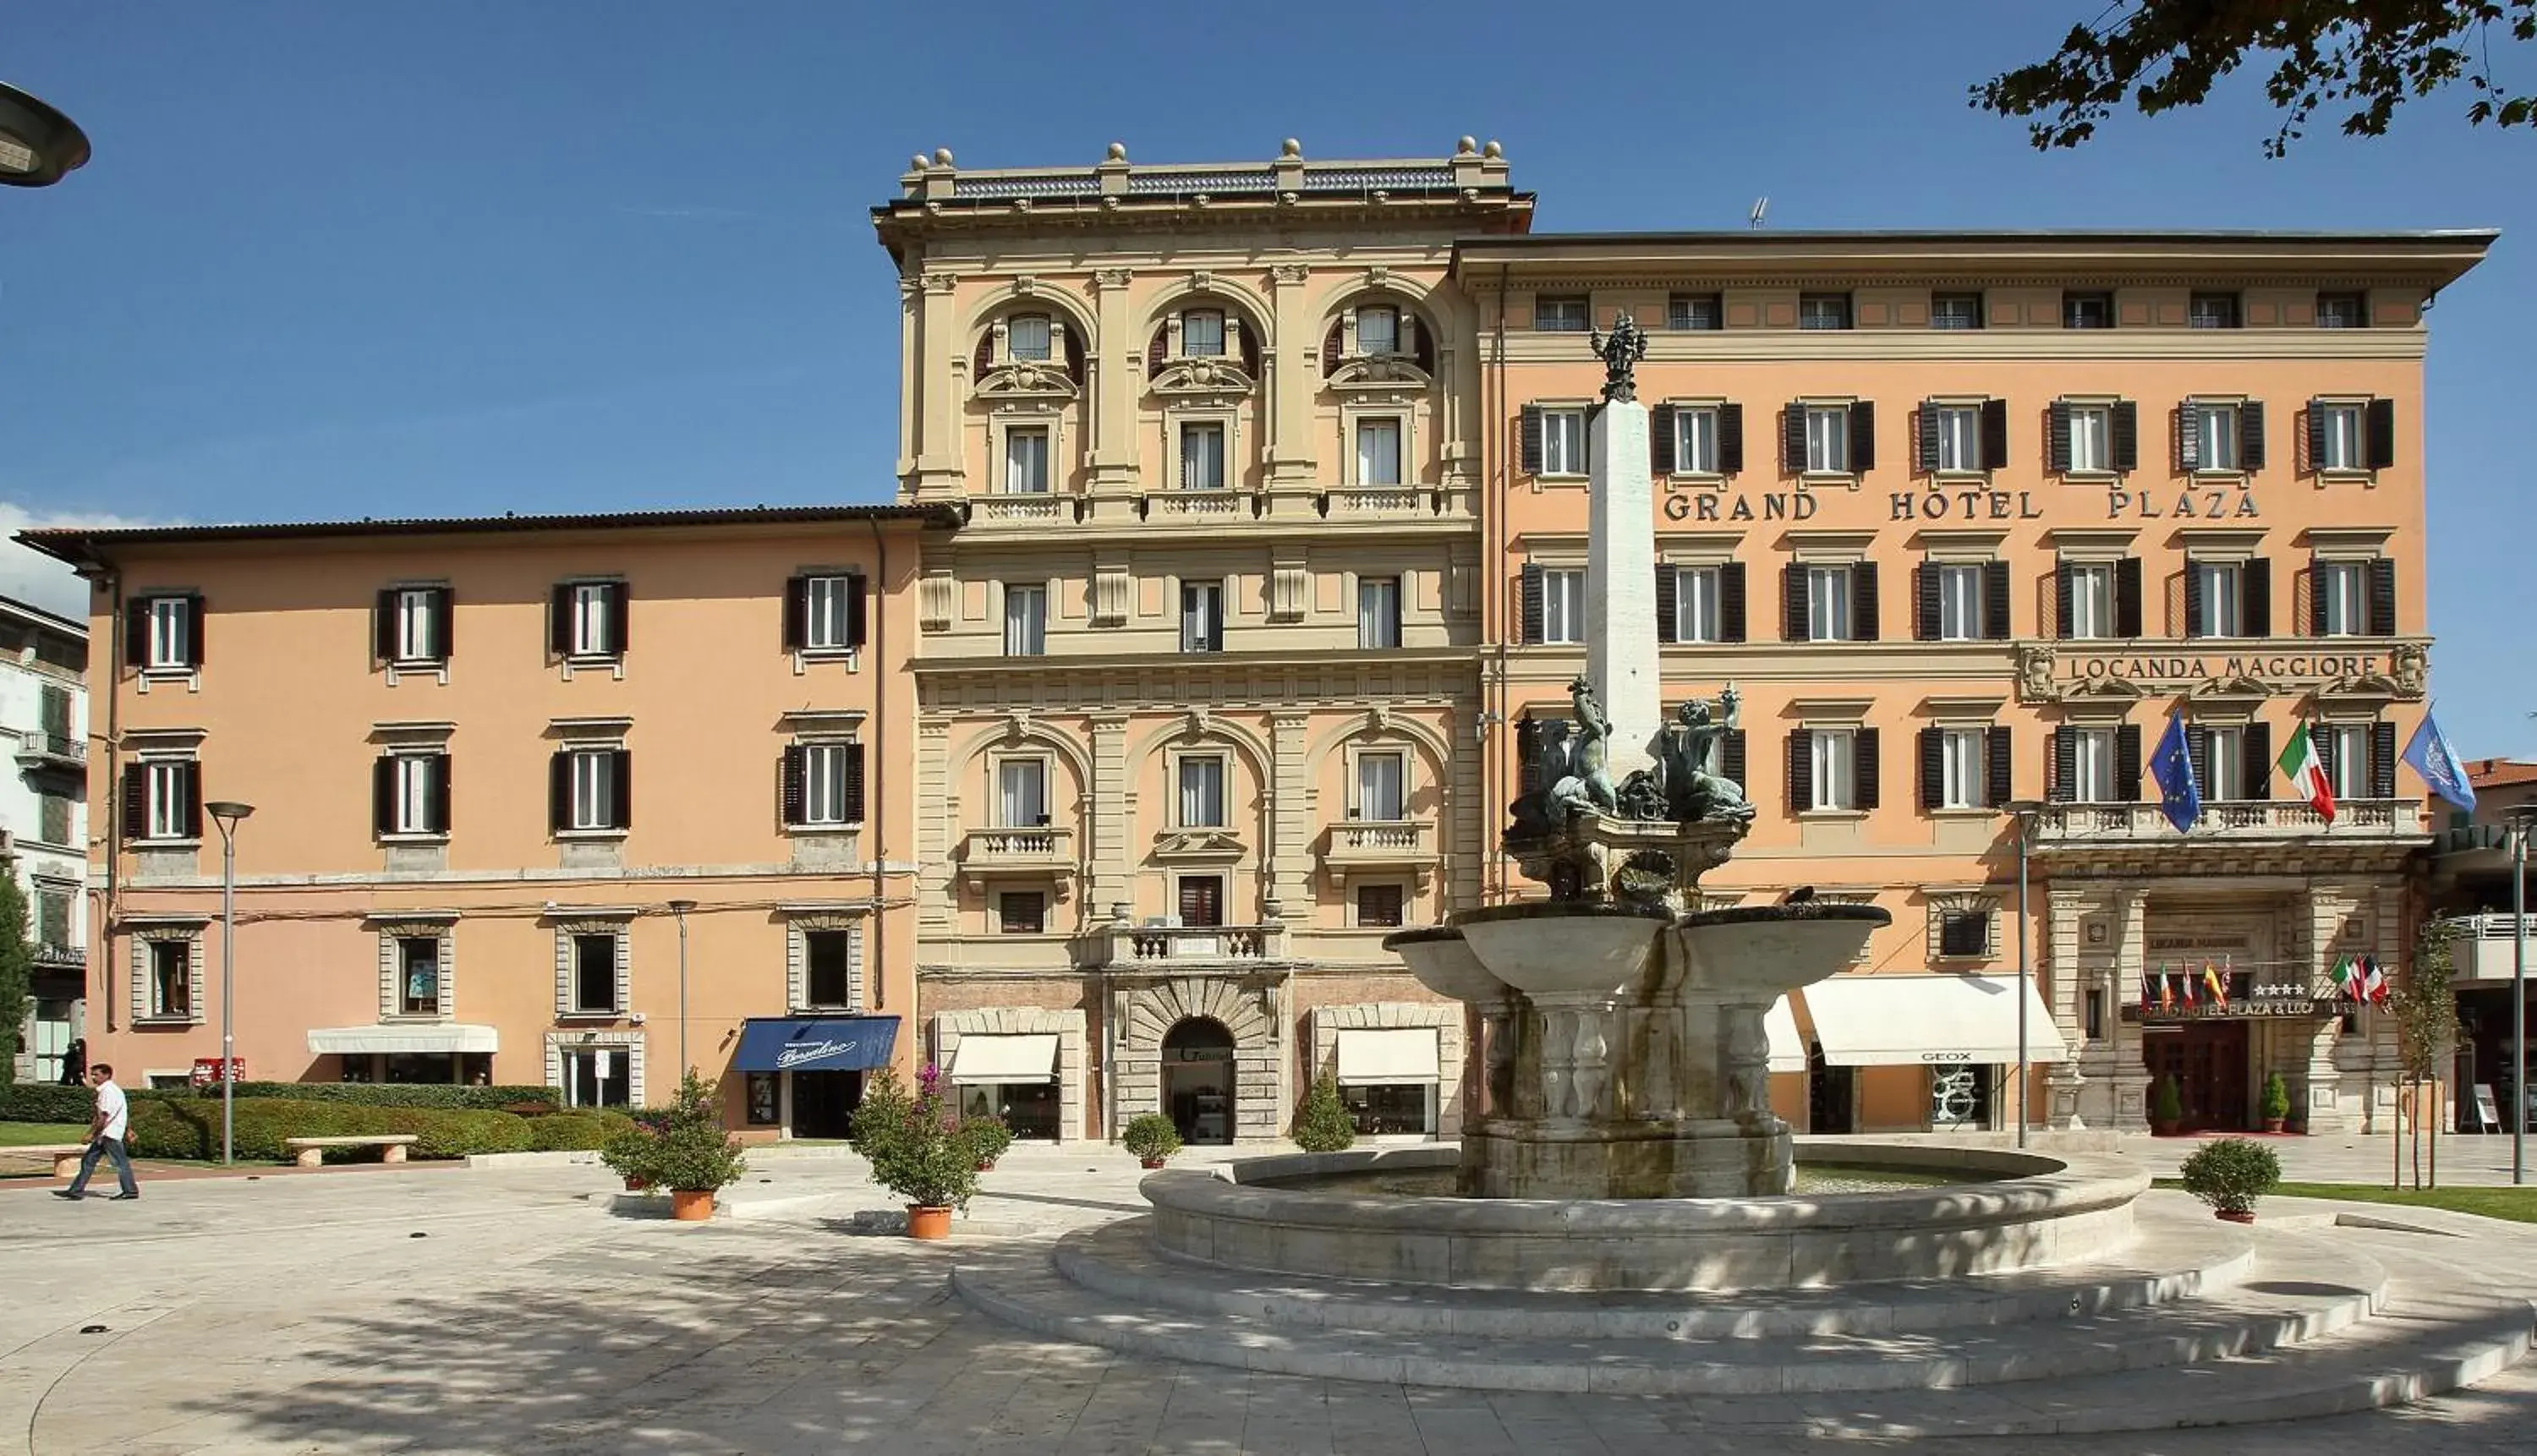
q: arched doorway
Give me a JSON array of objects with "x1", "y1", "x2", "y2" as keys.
[{"x1": 1161, "y1": 1017, "x2": 1236, "y2": 1145}]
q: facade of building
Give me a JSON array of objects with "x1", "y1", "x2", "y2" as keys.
[
  {"x1": 2424, "y1": 758, "x2": 2537, "y2": 1129},
  {"x1": 878, "y1": 141, "x2": 1526, "y2": 1142},
  {"x1": 0, "y1": 594, "x2": 89, "y2": 1084},
  {"x1": 1457, "y1": 229, "x2": 2490, "y2": 1136},
  {"x1": 26, "y1": 506, "x2": 949, "y2": 1136}
]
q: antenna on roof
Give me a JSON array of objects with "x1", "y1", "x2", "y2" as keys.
[{"x1": 1749, "y1": 197, "x2": 1768, "y2": 230}]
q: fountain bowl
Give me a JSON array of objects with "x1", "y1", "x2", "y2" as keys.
[
  {"x1": 1673, "y1": 903, "x2": 1891, "y2": 1000},
  {"x1": 1453, "y1": 900, "x2": 1667, "y2": 1001},
  {"x1": 1380, "y1": 925, "x2": 1503, "y2": 1004}
]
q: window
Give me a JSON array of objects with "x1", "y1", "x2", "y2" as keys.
[
  {"x1": 1938, "y1": 909, "x2": 1991, "y2": 959},
  {"x1": 148, "y1": 939, "x2": 193, "y2": 1019},
  {"x1": 1356, "y1": 577, "x2": 1400, "y2": 649},
  {"x1": 1356, "y1": 418, "x2": 1402, "y2": 485},
  {"x1": 2314, "y1": 402, "x2": 2364, "y2": 472},
  {"x1": 803, "y1": 930, "x2": 857, "y2": 1007},
  {"x1": 1356, "y1": 884, "x2": 1405, "y2": 929},
  {"x1": 390, "y1": 588, "x2": 443, "y2": 663},
  {"x1": 800, "y1": 574, "x2": 859, "y2": 652},
  {"x1": 397, "y1": 937, "x2": 441, "y2": 1016},
  {"x1": 2063, "y1": 292, "x2": 2113, "y2": 329},
  {"x1": 1355, "y1": 305, "x2": 1399, "y2": 356},
  {"x1": 1005, "y1": 426, "x2": 1050, "y2": 494},
  {"x1": 1809, "y1": 730, "x2": 1856, "y2": 810},
  {"x1": 2327, "y1": 725, "x2": 2373, "y2": 802},
  {"x1": 2069, "y1": 727, "x2": 2116, "y2": 802},
  {"x1": 36, "y1": 888, "x2": 70, "y2": 952},
  {"x1": 1936, "y1": 563, "x2": 1984, "y2": 642},
  {"x1": 559, "y1": 1047, "x2": 630, "y2": 1108},
  {"x1": 1356, "y1": 752, "x2": 1405, "y2": 822},
  {"x1": 1804, "y1": 405, "x2": 1850, "y2": 473},
  {"x1": 1798, "y1": 293, "x2": 1851, "y2": 330},
  {"x1": 1669, "y1": 293, "x2": 1721, "y2": 331},
  {"x1": 2066, "y1": 403, "x2": 2112, "y2": 473},
  {"x1": 377, "y1": 753, "x2": 447, "y2": 836},
  {"x1": 1177, "y1": 875, "x2": 1225, "y2": 928},
  {"x1": 2316, "y1": 293, "x2": 2367, "y2": 329},
  {"x1": 1937, "y1": 728, "x2": 1986, "y2": 810},
  {"x1": 2315, "y1": 561, "x2": 2367, "y2": 637},
  {"x1": 2191, "y1": 561, "x2": 2244, "y2": 638},
  {"x1": 796, "y1": 743, "x2": 858, "y2": 826},
  {"x1": 1180, "y1": 581, "x2": 1224, "y2": 654},
  {"x1": 39, "y1": 791, "x2": 70, "y2": 847},
  {"x1": 1540, "y1": 408, "x2": 1586, "y2": 474},
  {"x1": 1930, "y1": 293, "x2": 1982, "y2": 330},
  {"x1": 1541, "y1": 568, "x2": 1586, "y2": 644},
  {"x1": 1003, "y1": 584, "x2": 1046, "y2": 656},
  {"x1": 555, "y1": 748, "x2": 629, "y2": 833},
  {"x1": 745, "y1": 1073, "x2": 780, "y2": 1125},
  {"x1": 567, "y1": 583, "x2": 619, "y2": 658},
  {"x1": 997, "y1": 891, "x2": 1047, "y2": 935},
  {"x1": 1674, "y1": 565, "x2": 1721, "y2": 643},
  {"x1": 570, "y1": 933, "x2": 620, "y2": 1014},
  {"x1": 2192, "y1": 402, "x2": 2242, "y2": 472},
  {"x1": 2065, "y1": 563, "x2": 2113, "y2": 640},
  {"x1": 1805, "y1": 566, "x2": 1854, "y2": 642},
  {"x1": 1181, "y1": 309, "x2": 1224, "y2": 357},
  {"x1": 1534, "y1": 296, "x2": 1588, "y2": 331},
  {"x1": 1177, "y1": 756, "x2": 1226, "y2": 828},
  {"x1": 143, "y1": 759, "x2": 196, "y2": 840},
  {"x1": 2203, "y1": 726, "x2": 2246, "y2": 801},
  {"x1": 997, "y1": 758, "x2": 1048, "y2": 828},
  {"x1": 1007, "y1": 313, "x2": 1052, "y2": 361},
  {"x1": 2189, "y1": 293, "x2": 2240, "y2": 329},
  {"x1": 1673, "y1": 405, "x2": 1719, "y2": 474},
  {"x1": 1180, "y1": 422, "x2": 1225, "y2": 490},
  {"x1": 145, "y1": 596, "x2": 195, "y2": 671},
  {"x1": 1342, "y1": 1081, "x2": 1433, "y2": 1136},
  {"x1": 1932, "y1": 405, "x2": 1982, "y2": 473}
]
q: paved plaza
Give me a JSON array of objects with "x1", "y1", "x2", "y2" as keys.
[{"x1": 2, "y1": 1140, "x2": 2534, "y2": 1455}]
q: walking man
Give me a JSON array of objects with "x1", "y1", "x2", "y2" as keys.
[{"x1": 55, "y1": 1063, "x2": 138, "y2": 1201}]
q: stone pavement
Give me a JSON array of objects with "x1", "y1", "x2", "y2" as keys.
[{"x1": 0, "y1": 1141, "x2": 2532, "y2": 1454}]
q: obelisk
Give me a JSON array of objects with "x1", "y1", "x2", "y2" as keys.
[{"x1": 1584, "y1": 312, "x2": 1660, "y2": 780}]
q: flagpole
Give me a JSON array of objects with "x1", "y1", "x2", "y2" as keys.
[{"x1": 2512, "y1": 807, "x2": 2532, "y2": 1186}]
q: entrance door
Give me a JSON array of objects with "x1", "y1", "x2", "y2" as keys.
[
  {"x1": 792, "y1": 1070, "x2": 864, "y2": 1139},
  {"x1": 1806, "y1": 1044, "x2": 1854, "y2": 1134},
  {"x1": 1160, "y1": 1017, "x2": 1235, "y2": 1145},
  {"x1": 2144, "y1": 1022, "x2": 2249, "y2": 1131}
]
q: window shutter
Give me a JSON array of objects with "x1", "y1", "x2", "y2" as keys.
[
  {"x1": 186, "y1": 597, "x2": 206, "y2": 668},
  {"x1": 433, "y1": 588, "x2": 454, "y2": 661},
  {"x1": 2116, "y1": 725, "x2": 2143, "y2": 803},
  {"x1": 2244, "y1": 556, "x2": 2272, "y2": 638},
  {"x1": 2243, "y1": 722, "x2": 2272, "y2": 801},
  {"x1": 2048, "y1": 402, "x2": 2073, "y2": 473},
  {"x1": 548, "y1": 752, "x2": 570, "y2": 834},
  {"x1": 1854, "y1": 729, "x2": 1880, "y2": 811},
  {"x1": 846, "y1": 573, "x2": 869, "y2": 648},
  {"x1": 609, "y1": 749, "x2": 632, "y2": 829},
  {"x1": 2308, "y1": 560, "x2": 2330, "y2": 636},
  {"x1": 2370, "y1": 721, "x2": 2398, "y2": 800},
  {"x1": 1986, "y1": 725, "x2": 2014, "y2": 808},
  {"x1": 606, "y1": 583, "x2": 630, "y2": 656},
  {"x1": 1650, "y1": 405, "x2": 1674, "y2": 474},
  {"x1": 1718, "y1": 402, "x2": 1745, "y2": 474},
  {"x1": 2112, "y1": 401, "x2": 2140, "y2": 473},
  {"x1": 1520, "y1": 562, "x2": 1544, "y2": 644},
  {"x1": 1654, "y1": 565, "x2": 1678, "y2": 643},
  {"x1": 1787, "y1": 729, "x2": 1812, "y2": 814},
  {"x1": 2314, "y1": 726, "x2": 2337, "y2": 786},
  {"x1": 2304, "y1": 399, "x2": 2327, "y2": 473},
  {"x1": 973, "y1": 331, "x2": 995, "y2": 376},
  {"x1": 1849, "y1": 401, "x2": 1877, "y2": 473},
  {"x1": 122, "y1": 599, "x2": 148, "y2": 668},
  {"x1": 1721, "y1": 729, "x2": 1746, "y2": 790},
  {"x1": 2240, "y1": 401, "x2": 2266, "y2": 472},
  {"x1": 1148, "y1": 325, "x2": 1169, "y2": 374},
  {"x1": 1323, "y1": 320, "x2": 1343, "y2": 375},
  {"x1": 2365, "y1": 398, "x2": 2396, "y2": 470},
  {"x1": 2176, "y1": 403, "x2": 2201, "y2": 472},
  {"x1": 1852, "y1": 561, "x2": 1879, "y2": 640},
  {"x1": 431, "y1": 754, "x2": 452, "y2": 834},
  {"x1": 1719, "y1": 561, "x2": 1747, "y2": 642},
  {"x1": 1780, "y1": 564, "x2": 1805, "y2": 643},
  {"x1": 843, "y1": 742, "x2": 868, "y2": 823},
  {"x1": 1983, "y1": 560, "x2": 2011, "y2": 640},
  {"x1": 2366, "y1": 557, "x2": 2396, "y2": 636},
  {"x1": 121, "y1": 764, "x2": 146, "y2": 838},
  {"x1": 374, "y1": 757, "x2": 396, "y2": 837},
  {"x1": 549, "y1": 585, "x2": 573, "y2": 656},
  {"x1": 1781, "y1": 402, "x2": 1806, "y2": 472},
  {"x1": 2049, "y1": 728, "x2": 2075, "y2": 803},
  {"x1": 2182, "y1": 562, "x2": 2206, "y2": 639},
  {"x1": 1980, "y1": 397, "x2": 2008, "y2": 469},
  {"x1": 1915, "y1": 402, "x2": 1940, "y2": 475},
  {"x1": 1516, "y1": 719, "x2": 1542, "y2": 796},
  {"x1": 374, "y1": 590, "x2": 398, "y2": 660},
  {"x1": 1913, "y1": 561, "x2": 1940, "y2": 642},
  {"x1": 780, "y1": 746, "x2": 805, "y2": 826},
  {"x1": 782, "y1": 576, "x2": 808, "y2": 652},
  {"x1": 1917, "y1": 727, "x2": 1943, "y2": 812},
  {"x1": 2187, "y1": 727, "x2": 2211, "y2": 791},
  {"x1": 182, "y1": 762, "x2": 202, "y2": 838},
  {"x1": 2115, "y1": 556, "x2": 2144, "y2": 638},
  {"x1": 2054, "y1": 562, "x2": 2076, "y2": 640},
  {"x1": 1519, "y1": 405, "x2": 1544, "y2": 475}
]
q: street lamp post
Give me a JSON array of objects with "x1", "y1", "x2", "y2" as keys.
[
  {"x1": 2509, "y1": 807, "x2": 2537, "y2": 1186},
  {"x1": 0, "y1": 81, "x2": 90, "y2": 189},
  {"x1": 2006, "y1": 799, "x2": 2046, "y2": 1150},
  {"x1": 205, "y1": 802, "x2": 255, "y2": 1165},
  {"x1": 667, "y1": 900, "x2": 697, "y2": 1079}
]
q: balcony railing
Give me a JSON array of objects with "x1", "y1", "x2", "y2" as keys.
[
  {"x1": 1324, "y1": 487, "x2": 1433, "y2": 518},
  {"x1": 2430, "y1": 914, "x2": 2537, "y2": 984},
  {"x1": 1322, "y1": 818, "x2": 1439, "y2": 889},
  {"x1": 968, "y1": 494, "x2": 1077, "y2": 528},
  {"x1": 2032, "y1": 797, "x2": 2422, "y2": 846},
  {"x1": 956, "y1": 826, "x2": 1077, "y2": 890},
  {"x1": 1079, "y1": 921, "x2": 1290, "y2": 969},
  {"x1": 14, "y1": 732, "x2": 85, "y2": 770},
  {"x1": 32, "y1": 942, "x2": 81, "y2": 968},
  {"x1": 1141, "y1": 488, "x2": 1258, "y2": 521}
]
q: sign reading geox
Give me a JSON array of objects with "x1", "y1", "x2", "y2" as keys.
[{"x1": 732, "y1": 1016, "x2": 900, "y2": 1075}]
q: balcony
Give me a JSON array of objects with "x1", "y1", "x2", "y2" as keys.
[
  {"x1": 956, "y1": 825, "x2": 1077, "y2": 895},
  {"x1": 14, "y1": 732, "x2": 85, "y2": 775},
  {"x1": 1078, "y1": 920, "x2": 1291, "y2": 970},
  {"x1": 2033, "y1": 798, "x2": 2423, "y2": 846},
  {"x1": 1321, "y1": 818, "x2": 1440, "y2": 892},
  {"x1": 2428, "y1": 914, "x2": 2537, "y2": 985},
  {"x1": 1140, "y1": 488, "x2": 1259, "y2": 523},
  {"x1": 967, "y1": 493, "x2": 1078, "y2": 529},
  {"x1": 32, "y1": 942, "x2": 81, "y2": 969}
]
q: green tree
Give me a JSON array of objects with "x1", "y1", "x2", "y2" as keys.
[
  {"x1": 1974, "y1": 2, "x2": 2537, "y2": 157},
  {"x1": 2387, "y1": 921, "x2": 2461, "y2": 1188},
  {"x1": 0, "y1": 873, "x2": 30, "y2": 1087},
  {"x1": 1291, "y1": 1071, "x2": 1358, "y2": 1154}
]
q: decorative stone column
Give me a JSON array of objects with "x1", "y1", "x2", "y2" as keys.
[
  {"x1": 1585, "y1": 399, "x2": 1660, "y2": 780},
  {"x1": 2106, "y1": 889, "x2": 2151, "y2": 1130}
]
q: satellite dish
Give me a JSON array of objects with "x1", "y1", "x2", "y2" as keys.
[{"x1": 1749, "y1": 197, "x2": 1768, "y2": 229}]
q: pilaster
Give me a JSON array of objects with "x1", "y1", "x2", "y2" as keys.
[
  {"x1": 1088, "y1": 269, "x2": 1139, "y2": 492},
  {"x1": 1268, "y1": 711, "x2": 1312, "y2": 920},
  {"x1": 911, "y1": 272, "x2": 965, "y2": 499},
  {"x1": 1088, "y1": 714, "x2": 1132, "y2": 917},
  {"x1": 1266, "y1": 263, "x2": 1318, "y2": 486},
  {"x1": 915, "y1": 720, "x2": 953, "y2": 934}
]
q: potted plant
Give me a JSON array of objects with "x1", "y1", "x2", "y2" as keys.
[
  {"x1": 647, "y1": 1072, "x2": 748, "y2": 1220},
  {"x1": 2259, "y1": 1072, "x2": 2293, "y2": 1134},
  {"x1": 600, "y1": 1125, "x2": 655, "y2": 1191},
  {"x1": 847, "y1": 1065, "x2": 978, "y2": 1240},
  {"x1": 2178, "y1": 1136, "x2": 2282, "y2": 1223},
  {"x1": 1124, "y1": 1113, "x2": 1181, "y2": 1169},
  {"x1": 2149, "y1": 1074, "x2": 2184, "y2": 1136},
  {"x1": 963, "y1": 1114, "x2": 1014, "y2": 1172},
  {"x1": 1292, "y1": 1071, "x2": 1357, "y2": 1154}
]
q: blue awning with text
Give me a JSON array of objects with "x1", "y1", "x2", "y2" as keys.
[{"x1": 732, "y1": 1016, "x2": 899, "y2": 1075}]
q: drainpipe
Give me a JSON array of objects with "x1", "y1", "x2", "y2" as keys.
[
  {"x1": 863, "y1": 519, "x2": 890, "y2": 1021},
  {"x1": 96, "y1": 560, "x2": 122, "y2": 1034}
]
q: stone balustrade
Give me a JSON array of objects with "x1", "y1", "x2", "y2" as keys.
[{"x1": 2033, "y1": 797, "x2": 2420, "y2": 846}]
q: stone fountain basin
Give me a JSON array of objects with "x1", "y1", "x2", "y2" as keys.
[
  {"x1": 1142, "y1": 1141, "x2": 2146, "y2": 1293},
  {"x1": 1381, "y1": 926, "x2": 1503, "y2": 1004},
  {"x1": 1453, "y1": 901, "x2": 1668, "y2": 1001},
  {"x1": 1672, "y1": 903, "x2": 1893, "y2": 1000}
]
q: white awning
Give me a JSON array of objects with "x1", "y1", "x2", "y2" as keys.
[
  {"x1": 1799, "y1": 976, "x2": 2069, "y2": 1067},
  {"x1": 1763, "y1": 996, "x2": 1805, "y2": 1075},
  {"x1": 947, "y1": 1032, "x2": 1059, "y2": 1084},
  {"x1": 306, "y1": 1024, "x2": 499, "y2": 1056},
  {"x1": 1335, "y1": 1027, "x2": 1441, "y2": 1085}
]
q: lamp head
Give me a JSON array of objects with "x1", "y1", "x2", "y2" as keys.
[
  {"x1": 2004, "y1": 798, "x2": 2046, "y2": 819},
  {"x1": 205, "y1": 801, "x2": 255, "y2": 830},
  {"x1": 666, "y1": 899, "x2": 699, "y2": 915}
]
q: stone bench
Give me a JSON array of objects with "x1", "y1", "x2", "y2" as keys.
[
  {"x1": 282, "y1": 1134, "x2": 418, "y2": 1169},
  {"x1": 9, "y1": 1144, "x2": 91, "y2": 1177}
]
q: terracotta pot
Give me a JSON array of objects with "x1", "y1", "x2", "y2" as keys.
[
  {"x1": 2263, "y1": 1118, "x2": 2287, "y2": 1134},
  {"x1": 623, "y1": 1176, "x2": 650, "y2": 1192},
  {"x1": 1140, "y1": 1157, "x2": 1167, "y2": 1169},
  {"x1": 2149, "y1": 1121, "x2": 2181, "y2": 1137},
  {"x1": 669, "y1": 1190, "x2": 715, "y2": 1222},
  {"x1": 907, "y1": 1204, "x2": 953, "y2": 1240},
  {"x1": 976, "y1": 1160, "x2": 996, "y2": 1172},
  {"x1": 2216, "y1": 1208, "x2": 2255, "y2": 1224}
]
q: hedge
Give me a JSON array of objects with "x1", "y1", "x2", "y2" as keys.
[
  {"x1": 125, "y1": 1097, "x2": 551, "y2": 1163},
  {"x1": 206, "y1": 1082, "x2": 563, "y2": 1113},
  {"x1": 0, "y1": 1083, "x2": 115, "y2": 1123},
  {"x1": 531, "y1": 1110, "x2": 634, "y2": 1152}
]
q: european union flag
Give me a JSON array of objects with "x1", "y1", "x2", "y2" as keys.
[{"x1": 2150, "y1": 712, "x2": 2200, "y2": 834}]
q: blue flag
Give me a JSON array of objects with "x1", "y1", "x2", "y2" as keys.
[
  {"x1": 2403, "y1": 711, "x2": 2477, "y2": 813},
  {"x1": 2150, "y1": 712, "x2": 2200, "y2": 833}
]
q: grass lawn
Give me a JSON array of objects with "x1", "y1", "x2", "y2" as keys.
[
  {"x1": 2153, "y1": 1177, "x2": 2537, "y2": 1224},
  {"x1": 0, "y1": 1123, "x2": 89, "y2": 1147}
]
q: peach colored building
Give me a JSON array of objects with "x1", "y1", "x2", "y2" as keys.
[
  {"x1": 25, "y1": 506, "x2": 951, "y2": 1137},
  {"x1": 1457, "y1": 229, "x2": 2492, "y2": 1136}
]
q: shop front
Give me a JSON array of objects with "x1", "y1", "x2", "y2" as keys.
[
  {"x1": 306, "y1": 1024, "x2": 501, "y2": 1087},
  {"x1": 1334, "y1": 1026, "x2": 1441, "y2": 1137},
  {"x1": 1798, "y1": 974, "x2": 2066, "y2": 1134},
  {"x1": 731, "y1": 1015, "x2": 900, "y2": 1139},
  {"x1": 946, "y1": 1031, "x2": 1062, "y2": 1140}
]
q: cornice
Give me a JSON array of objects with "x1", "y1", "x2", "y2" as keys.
[
  {"x1": 1482, "y1": 330, "x2": 2430, "y2": 365},
  {"x1": 914, "y1": 645, "x2": 1481, "y2": 681}
]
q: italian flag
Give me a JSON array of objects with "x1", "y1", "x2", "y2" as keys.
[{"x1": 2277, "y1": 721, "x2": 2337, "y2": 823}]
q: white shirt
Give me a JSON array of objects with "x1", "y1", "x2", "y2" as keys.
[{"x1": 95, "y1": 1080, "x2": 129, "y2": 1141}]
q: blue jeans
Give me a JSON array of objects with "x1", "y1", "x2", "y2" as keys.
[{"x1": 67, "y1": 1136, "x2": 136, "y2": 1197}]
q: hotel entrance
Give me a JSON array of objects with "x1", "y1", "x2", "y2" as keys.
[
  {"x1": 2144, "y1": 1021, "x2": 2250, "y2": 1131},
  {"x1": 1161, "y1": 1017, "x2": 1235, "y2": 1146}
]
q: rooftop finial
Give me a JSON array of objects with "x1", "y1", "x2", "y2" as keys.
[
  {"x1": 1279, "y1": 137, "x2": 1301, "y2": 158},
  {"x1": 1483, "y1": 139, "x2": 1504, "y2": 159},
  {"x1": 1455, "y1": 135, "x2": 1477, "y2": 155},
  {"x1": 908, "y1": 153, "x2": 928, "y2": 172},
  {"x1": 1106, "y1": 141, "x2": 1127, "y2": 161},
  {"x1": 932, "y1": 147, "x2": 954, "y2": 167}
]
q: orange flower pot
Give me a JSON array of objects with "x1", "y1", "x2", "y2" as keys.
[
  {"x1": 907, "y1": 1205, "x2": 953, "y2": 1240},
  {"x1": 670, "y1": 1190, "x2": 715, "y2": 1222},
  {"x1": 1140, "y1": 1158, "x2": 1167, "y2": 1169}
]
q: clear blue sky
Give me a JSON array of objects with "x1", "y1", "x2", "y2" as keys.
[{"x1": 5, "y1": 2, "x2": 2530, "y2": 755}]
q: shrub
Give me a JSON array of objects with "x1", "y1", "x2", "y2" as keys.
[
  {"x1": 532, "y1": 1110, "x2": 633, "y2": 1152},
  {"x1": 123, "y1": 1097, "x2": 538, "y2": 1162},
  {"x1": 849, "y1": 1065, "x2": 978, "y2": 1210},
  {"x1": 1, "y1": 1083, "x2": 107, "y2": 1124},
  {"x1": 1122, "y1": 1113, "x2": 1181, "y2": 1163},
  {"x1": 605, "y1": 1073, "x2": 744, "y2": 1193},
  {"x1": 2259, "y1": 1072, "x2": 2293, "y2": 1124},
  {"x1": 1292, "y1": 1072, "x2": 1357, "y2": 1154},
  {"x1": 962, "y1": 1114, "x2": 1014, "y2": 1168},
  {"x1": 2178, "y1": 1137, "x2": 2282, "y2": 1216},
  {"x1": 2150, "y1": 1075, "x2": 2184, "y2": 1126},
  {"x1": 206, "y1": 1082, "x2": 562, "y2": 1112}
]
